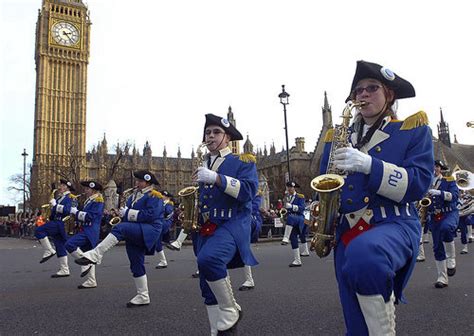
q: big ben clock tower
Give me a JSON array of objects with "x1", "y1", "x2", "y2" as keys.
[{"x1": 31, "y1": 0, "x2": 91, "y2": 207}]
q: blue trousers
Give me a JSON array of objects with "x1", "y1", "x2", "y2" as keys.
[
  {"x1": 65, "y1": 232, "x2": 93, "y2": 253},
  {"x1": 111, "y1": 223, "x2": 147, "y2": 277},
  {"x1": 335, "y1": 220, "x2": 415, "y2": 336},
  {"x1": 290, "y1": 224, "x2": 308, "y2": 249},
  {"x1": 430, "y1": 211, "x2": 458, "y2": 261},
  {"x1": 197, "y1": 227, "x2": 237, "y2": 305},
  {"x1": 35, "y1": 221, "x2": 68, "y2": 257}
]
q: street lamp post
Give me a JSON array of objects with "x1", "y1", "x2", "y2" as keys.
[
  {"x1": 21, "y1": 148, "x2": 28, "y2": 214},
  {"x1": 467, "y1": 121, "x2": 474, "y2": 128},
  {"x1": 279, "y1": 85, "x2": 291, "y2": 182}
]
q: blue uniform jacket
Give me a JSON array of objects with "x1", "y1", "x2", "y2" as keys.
[
  {"x1": 162, "y1": 201, "x2": 174, "y2": 233},
  {"x1": 198, "y1": 147, "x2": 259, "y2": 268},
  {"x1": 427, "y1": 176, "x2": 459, "y2": 215},
  {"x1": 320, "y1": 113, "x2": 434, "y2": 300},
  {"x1": 76, "y1": 194, "x2": 104, "y2": 247},
  {"x1": 285, "y1": 192, "x2": 306, "y2": 232},
  {"x1": 50, "y1": 192, "x2": 73, "y2": 222},
  {"x1": 123, "y1": 187, "x2": 164, "y2": 254}
]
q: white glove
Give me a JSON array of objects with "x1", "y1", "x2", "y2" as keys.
[
  {"x1": 333, "y1": 147, "x2": 372, "y2": 174},
  {"x1": 285, "y1": 202, "x2": 293, "y2": 209},
  {"x1": 49, "y1": 198, "x2": 57, "y2": 207},
  {"x1": 428, "y1": 189, "x2": 442, "y2": 196},
  {"x1": 195, "y1": 167, "x2": 218, "y2": 184},
  {"x1": 70, "y1": 207, "x2": 78, "y2": 215},
  {"x1": 119, "y1": 207, "x2": 128, "y2": 218}
]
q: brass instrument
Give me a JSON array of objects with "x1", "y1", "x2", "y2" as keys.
[
  {"x1": 417, "y1": 196, "x2": 431, "y2": 228},
  {"x1": 177, "y1": 142, "x2": 209, "y2": 234},
  {"x1": 40, "y1": 189, "x2": 57, "y2": 221},
  {"x1": 453, "y1": 170, "x2": 474, "y2": 190},
  {"x1": 63, "y1": 193, "x2": 83, "y2": 235},
  {"x1": 109, "y1": 187, "x2": 137, "y2": 226},
  {"x1": 310, "y1": 101, "x2": 366, "y2": 257},
  {"x1": 279, "y1": 208, "x2": 288, "y2": 226}
]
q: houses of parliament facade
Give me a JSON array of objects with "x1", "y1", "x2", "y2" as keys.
[{"x1": 30, "y1": 0, "x2": 474, "y2": 209}]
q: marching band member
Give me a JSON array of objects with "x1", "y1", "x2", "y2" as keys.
[
  {"x1": 320, "y1": 60, "x2": 433, "y2": 335},
  {"x1": 155, "y1": 190, "x2": 174, "y2": 269},
  {"x1": 239, "y1": 188, "x2": 263, "y2": 291},
  {"x1": 65, "y1": 180, "x2": 104, "y2": 289},
  {"x1": 458, "y1": 191, "x2": 474, "y2": 254},
  {"x1": 194, "y1": 114, "x2": 258, "y2": 335},
  {"x1": 282, "y1": 182, "x2": 308, "y2": 267},
  {"x1": 35, "y1": 179, "x2": 76, "y2": 278},
  {"x1": 75, "y1": 170, "x2": 164, "y2": 307},
  {"x1": 427, "y1": 160, "x2": 459, "y2": 288}
]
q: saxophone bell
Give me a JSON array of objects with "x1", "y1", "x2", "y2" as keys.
[{"x1": 109, "y1": 187, "x2": 137, "y2": 226}]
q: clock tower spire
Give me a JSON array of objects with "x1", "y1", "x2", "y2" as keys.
[{"x1": 31, "y1": 0, "x2": 91, "y2": 207}]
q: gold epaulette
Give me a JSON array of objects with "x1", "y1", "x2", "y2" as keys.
[
  {"x1": 239, "y1": 153, "x2": 256, "y2": 163},
  {"x1": 70, "y1": 194, "x2": 79, "y2": 199},
  {"x1": 400, "y1": 111, "x2": 429, "y2": 130},
  {"x1": 323, "y1": 128, "x2": 334, "y2": 143},
  {"x1": 151, "y1": 190, "x2": 163, "y2": 198},
  {"x1": 297, "y1": 193, "x2": 305, "y2": 199},
  {"x1": 168, "y1": 200, "x2": 175, "y2": 206},
  {"x1": 95, "y1": 195, "x2": 104, "y2": 203},
  {"x1": 444, "y1": 176, "x2": 455, "y2": 182}
]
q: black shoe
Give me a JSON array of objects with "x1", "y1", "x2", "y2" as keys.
[
  {"x1": 166, "y1": 243, "x2": 180, "y2": 251},
  {"x1": 460, "y1": 250, "x2": 468, "y2": 254},
  {"x1": 191, "y1": 272, "x2": 200, "y2": 278},
  {"x1": 39, "y1": 253, "x2": 56, "y2": 264},
  {"x1": 217, "y1": 310, "x2": 242, "y2": 335},
  {"x1": 78, "y1": 285, "x2": 96, "y2": 289},
  {"x1": 126, "y1": 302, "x2": 149, "y2": 308},
  {"x1": 155, "y1": 265, "x2": 168, "y2": 269},
  {"x1": 80, "y1": 266, "x2": 92, "y2": 278},
  {"x1": 447, "y1": 267, "x2": 456, "y2": 276},
  {"x1": 416, "y1": 258, "x2": 425, "y2": 262},
  {"x1": 75, "y1": 257, "x2": 95, "y2": 266},
  {"x1": 51, "y1": 273, "x2": 70, "y2": 278},
  {"x1": 238, "y1": 285, "x2": 254, "y2": 291},
  {"x1": 468, "y1": 238, "x2": 473, "y2": 243},
  {"x1": 281, "y1": 241, "x2": 288, "y2": 246},
  {"x1": 300, "y1": 254, "x2": 310, "y2": 257},
  {"x1": 289, "y1": 263, "x2": 302, "y2": 268},
  {"x1": 434, "y1": 281, "x2": 448, "y2": 288}
]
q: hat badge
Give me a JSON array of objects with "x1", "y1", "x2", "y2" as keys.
[
  {"x1": 380, "y1": 67, "x2": 395, "y2": 81},
  {"x1": 221, "y1": 118, "x2": 230, "y2": 128},
  {"x1": 144, "y1": 174, "x2": 151, "y2": 182},
  {"x1": 89, "y1": 182, "x2": 95, "y2": 188}
]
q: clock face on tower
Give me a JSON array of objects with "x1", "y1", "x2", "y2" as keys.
[{"x1": 51, "y1": 21, "x2": 80, "y2": 47}]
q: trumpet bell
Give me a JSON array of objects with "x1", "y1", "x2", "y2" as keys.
[
  {"x1": 178, "y1": 186, "x2": 198, "y2": 197},
  {"x1": 454, "y1": 170, "x2": 474, "y2": 190}
]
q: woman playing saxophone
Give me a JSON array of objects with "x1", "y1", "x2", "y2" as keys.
[{"x1": 318, "y1": 60, "x2": 433, "y2": 335}]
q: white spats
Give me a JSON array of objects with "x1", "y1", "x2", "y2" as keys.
[
  {"x1": 207, "y1": 276, "x2": 241, "y2": 332},
  {"x1": 435, "y1": 259, "x2": 448, "y2": 286},
  {"x1": 81, "y1": 233, "x2": 119, "y2": 265},
  {"x1": 127, "y1": 275, "x2": 150, "y2": 307},
  {"x1": 300, "y1": 242, "x2": 310, "y2": 256},
  {"x1": 70, "y1": 247, "x2": 84, "y2": 259},
  {"x1": 79, "y1": 265, "x2": 96, "y2": 289},
  {"x1": 52, "y1": 256, "x2": 70, "y2": 277},
  {"x1": 289, "y1": 248, "x2": 302, "y2": 267},
  {"x1": 168, "y1": 230, "x2": 188, "y2": 251},
  {"x1": 39, "y1": 237, "x2": 56, "y2": 263},
  {"x1": 239, "y1": 265, "x2": 254, "y2": 290},
  {"x1": 155, "y1": 250, "x2": 168, "y2": 268},
  {"x1": 444, "y1": 241, "x2": 456, "y2": 270},
  {"x1": 206, "y1": 304, "x2": 219, "y2": 336},
  {"x1": 281, "y1": 225, "x2": 293, "y2": 245},
  {"x1": 417, "y1": 236, "x2": 425, "y2": 262},
  {"x1": 357, "y1": 293, "x2": 396, "y2": 336}
]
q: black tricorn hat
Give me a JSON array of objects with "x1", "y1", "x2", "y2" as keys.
[
  {"x1": 434, "y1": 160, "x2": 449, "y2": 171},
  {"x1": 59, "y1": 179, "x2": 75, "y2": 192},
  {"x1": 286, "y1": 181, "x2": 300, "y2": 188},
  {"x1": 346, "y1": 60, "x2": 415, "y2": 102},
  {"x1": 80, "y1": 180, "x2": 103, "y2": 191},
  {"x1": 133, "y1": 170, "x2": 159, "y2": 185},
  {"x1": 202, "y1": 113, "x2": 243, "y2": 142},
  {"x1": 161, "y1": 190, "x2": 173, "y2": 198}
]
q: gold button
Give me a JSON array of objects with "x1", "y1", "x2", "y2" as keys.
[
  {"x1": 358, "y1": 226, "x2": 364, "y2": 231},
  {"x1": 204, "y1": 186, "x2": 208, "y2": 189},
  {"x1": 348, "y1": 185, "x2": 354, "y2": 191},
  {"x1": 346, "y1": 199, "x2": 353, "y2": 204},
  {"x1": 366, "y1": 209, "x2": 372, "y2": 216},
  {"x1": 364, "y1": 197, "x2": 369, "y2": 203},
  {"x1": 375, "y1": 146, "x2": 381, "y2": 152},
  {"x1": 203, "y1": 205, "x2": 208, "y2": 209},
  {"x1": 349, "y1": 214, "x2": 355, "y2": 219}
]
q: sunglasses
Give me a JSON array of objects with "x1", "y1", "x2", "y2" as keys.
[
  {"x1": 205, "y1": 129, "x2": 225, "y2": 136},
  {"x1": 354, "y1": 84, "x2": 382, "y2": 96}
]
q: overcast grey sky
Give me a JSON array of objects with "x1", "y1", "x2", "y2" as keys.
[{"x1": 1, "y1": 0, "x2": 474, "y2": 206}]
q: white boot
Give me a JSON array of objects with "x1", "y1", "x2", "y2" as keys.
[
  {"x1": 70, "y1": 247, "x2": 84, "y2": 259},
  {"x1": 127, "y1": 275, "x2": 150, "y2": 307},
  {"x1": 417, "y1": 236, "x2": 425, "y2": 262},
  {"x1": 39, "y1": 237, "x2": 56, "y2": 263},
  {"x1": 357, "y1": 293, "x2": 396, "y2": 336},
  {"x1": 168, "y1": 230, "x2": 188, "y2": 251},
  {"x1": 76, "y1": 234, "x2": 119, "y2": 265},
  {"x1": 289, "y1": 248, "x2": 302, "y2": 267},
  {"x1": 52, "y1": 256, "x2": 70, "y2": 278},
  {"x1": 423, "y1": 233, "x2": 430, "y2": 243},
  {"x1": 467, "y1": 225, "x2": 473, "y2": 242},
  {"x1": 206, "y1": 304, "x2": 219, "y2": 336},
  {"x1": 155, "y1": 250, "x2": 168, "y2": 269},
  {"x1": 207, "y1": 276, "x2": 241, "y2": 332},
  {"x1": 300, "y1": 242, "x2": 310, "y2": 256},
  {"x1": 460, "y1": 244, "x2": 468, "y2": 254},
  {"x1": 239, "y1": 265, "x2": 255, "y2": 291},
  {"x1": 281, "y1": 225, "x2": 293, "y2": 245},
  {"x1": 435, "y1": 260, "x2": 448, "y2": 288},
  {"x1": 444, "y1": 241, "x2": 456, "y2": 276},
  {"x1": 78, "y1": 265, "x2": 97, "y2": 289}
]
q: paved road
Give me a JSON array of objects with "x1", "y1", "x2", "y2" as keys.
[{"x1": 0, "y1": 237, "x2": 473, "y2": 335}]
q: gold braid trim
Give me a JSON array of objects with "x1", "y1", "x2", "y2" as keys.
[
  {"x1": 95, "y1": 194, "x2": 104, "y2": 203},
  {"x1": 297, "y1": 193, "x2": 305, "y2": 199},
  {"x1": 151, "y1": 190, "x2": 163, "y2": 198},
  {"x1": 444, "y1": 176, "x2": 455, "y2": 182},
  {"x1": 239, "y1": 153, "x2": 256, "y2": 163},
  {"x1": 400, "y1": 111, "x2": 429, "y2": 130},
  {"x1": 323, "y1": 128, "x2": 334, "y2": 143}
]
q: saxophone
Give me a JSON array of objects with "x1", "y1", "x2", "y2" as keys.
[
  {"x1": 109, "y1": 187, "x2": 137, "y2": 226},
  {"x1": 310, "y1": 101, "x2": 366, "y2": 257},
  {"x1": 177, "y1": 142, "x2": 209, "y2": 234},
  {"x1": 40, "y1": 189, "x2": 57, "y2": 221}
]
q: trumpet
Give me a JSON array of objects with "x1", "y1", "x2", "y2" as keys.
[{"x1": 109, "y1": 187, "x2": 137, "y2": 226}]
